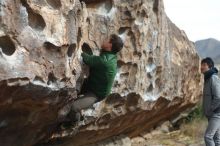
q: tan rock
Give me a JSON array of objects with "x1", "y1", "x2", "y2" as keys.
[{"x1": 0, "y1": 0, "x2": 202, "y2": 146}]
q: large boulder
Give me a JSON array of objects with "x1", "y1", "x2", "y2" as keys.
[{"x1": 0, "y1": 0, "x2": 202, "y2": 146}]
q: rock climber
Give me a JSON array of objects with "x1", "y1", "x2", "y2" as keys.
[{"x1": 61, "y1": 34, "x2": 124, "y2": 128}]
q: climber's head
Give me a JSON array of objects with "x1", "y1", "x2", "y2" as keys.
[
  {"x1": 201, "y1": 57, "x2": 214, "y2": 73},
  {"x1": 101, "y1": 34, "x2": 124, "y2": 54}
]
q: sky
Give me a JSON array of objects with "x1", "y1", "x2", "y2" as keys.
[{"x1": 164, "y1": 0, "x2": 220, "y2": 42}]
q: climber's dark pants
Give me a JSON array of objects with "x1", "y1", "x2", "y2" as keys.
[{"x1": 67, "y1": 92, "x2": 98, "y2": 122}]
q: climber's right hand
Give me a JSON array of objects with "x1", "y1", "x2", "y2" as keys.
[{"x1": 81, "y1": 43, "x2": 93, "y2": 55}]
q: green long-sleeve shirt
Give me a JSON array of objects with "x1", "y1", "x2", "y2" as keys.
[{"x1": 81, "y1": 51, "x2": 117, "y2": 99}]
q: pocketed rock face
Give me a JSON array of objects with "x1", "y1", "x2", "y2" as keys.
[
  {"x1": 0, "y1": 0, "x2": 202, "y2": 146},
  {"x1": 0, "y1": 0, "x2": 83, "y2": 146}
]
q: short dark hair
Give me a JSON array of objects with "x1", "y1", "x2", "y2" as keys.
[
  {"x1": 201, "y1": 57, "x2": 214, "y2": 68},
  {"x1": 110, "y1": 34, "x2": 124, "y2": 53}
]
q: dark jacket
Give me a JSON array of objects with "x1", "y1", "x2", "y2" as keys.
[
  {"x1": 81, "y1": 51, "x2": 117, "y2": 100},
  {"x1": 203, "y1": 68, "x2": 220, "y2": 118}
]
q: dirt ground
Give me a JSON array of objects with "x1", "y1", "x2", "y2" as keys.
[{"x1": 131, "y1": 119, "x2": 207, "y2": 146}]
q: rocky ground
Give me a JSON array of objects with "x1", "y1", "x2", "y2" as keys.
[
  {"x1": 89, "y1": 104, "x2": 207, "y2": 146},
  {"x1": 89, "y1": 118, "x2": 206, "y2": 146},
  {"x1": 131, "y1": 119, "x2": 206, "y2": 146}
]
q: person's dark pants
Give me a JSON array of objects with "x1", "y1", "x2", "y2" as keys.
[
  {"x1": 59, "y1": 92, "x2": 98, "y2": 122},
  {"x1": 67, "y1": 92, "x2": 98, "y2": 122},
  {"x1": 204, "y1": 117, "x2": 220, "y2": 146}
]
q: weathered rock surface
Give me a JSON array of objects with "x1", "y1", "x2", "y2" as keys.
[{"x1": 0, "y1": 0, "x2": 202, "y2": 146}]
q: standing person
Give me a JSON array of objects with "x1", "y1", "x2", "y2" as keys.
[{"x1": 201, "y1": 57, "x2": 220, "y2": 146}]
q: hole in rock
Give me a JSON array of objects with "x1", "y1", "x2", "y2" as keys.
[
  {"x1": 105, "y1": 93, "x2": 123, "y2": 105},
  {"x1": 46, "y1": 0, "x2": 61, "y2": 9},
  {"x1": 0, "y1": 36, "x2": 16, "y2": 56},
  {"x1": 155, "y1": 78, "x2": 162, "y2": 88},
  {"x1": 133, "y1": 51, "x2": 142, "y2": 58},
  {"x1": 118, "y1": 27, "x2": 129, "y2": 34},
  {"x1": 43, "y1": 42, "x2": 61, "y2": 52},
  {"x1": 141, "y1": 10, "x2": 148, "y2": 18},
  {"x1": 117, "y1": 60, "x2": 125, "y2": 68},
  {"x1": 128, "y1": 30, "x2": 136, "y2": 50},
  {"x1": 72, "y1": 69, "x2": 76, "y2": 75},
  {"x1": 147, "y1": 83, "x2": 153, "y2": 92},
  {"x1": 137, "y1": 10, "x2": 140, "y2": 16},
  {"x1": 33, "y1": 76, "x2": 45, "y2": 83},
  {"x1": 156, "y1": 66, "x2": 163, "y2": 75},
  {"x1": 148, "y1": 57, "x2": 154, "y2": 64},
  {"x1": 21, "y1": 0, "x2": 46, "y2": 31},
  {"x1": 77, "y1": 28, "x2": 82, "y2": 45},
  {"x1": 86, "y1": 18, "x2": 90, "y2": 24},
  {"x1": 28, "y1": 10, "x2": 46, "y2": 30},
  {"x1": 120, "y1": 72, "x2": 129, "y2": 78},
  {"x1": 47, "y1": 72, "x2": 57, "y2": 85},
  {"x1": 67, "y1": 43, "x2": 76, "y2": 57},
  {"x1": 124, "y1": 11, "x2": 132, "y2": 18},
  {"x1": 77, "y1": 9, "x2": 81, "y2": 17},
  {"x1": 153, "y1": 0, "x2": 159, "y2": 13},
  {"x1": 82, "y1": 42, "x2": 93, "y2": 54},
  {"x1": 147, "y1": 73, "x2": 153, "y2": 79},
  {"x1": 60, "y1": 77, "x2": 69, "y2": 82},
  {"x1": 126, "y1": 93, "x2": 140, "y2": 107},
  {"x1": 130, "y1": 63, "x2": 138, "y2": 74}
]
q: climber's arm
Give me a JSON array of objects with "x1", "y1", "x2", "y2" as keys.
[{"x1": 81, "y1": 53, "x2": 102, "y2": 67}]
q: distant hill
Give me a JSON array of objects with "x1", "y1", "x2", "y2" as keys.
[{"x1": 195, "y1": 38, "x2": 220, "y2": 64}]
